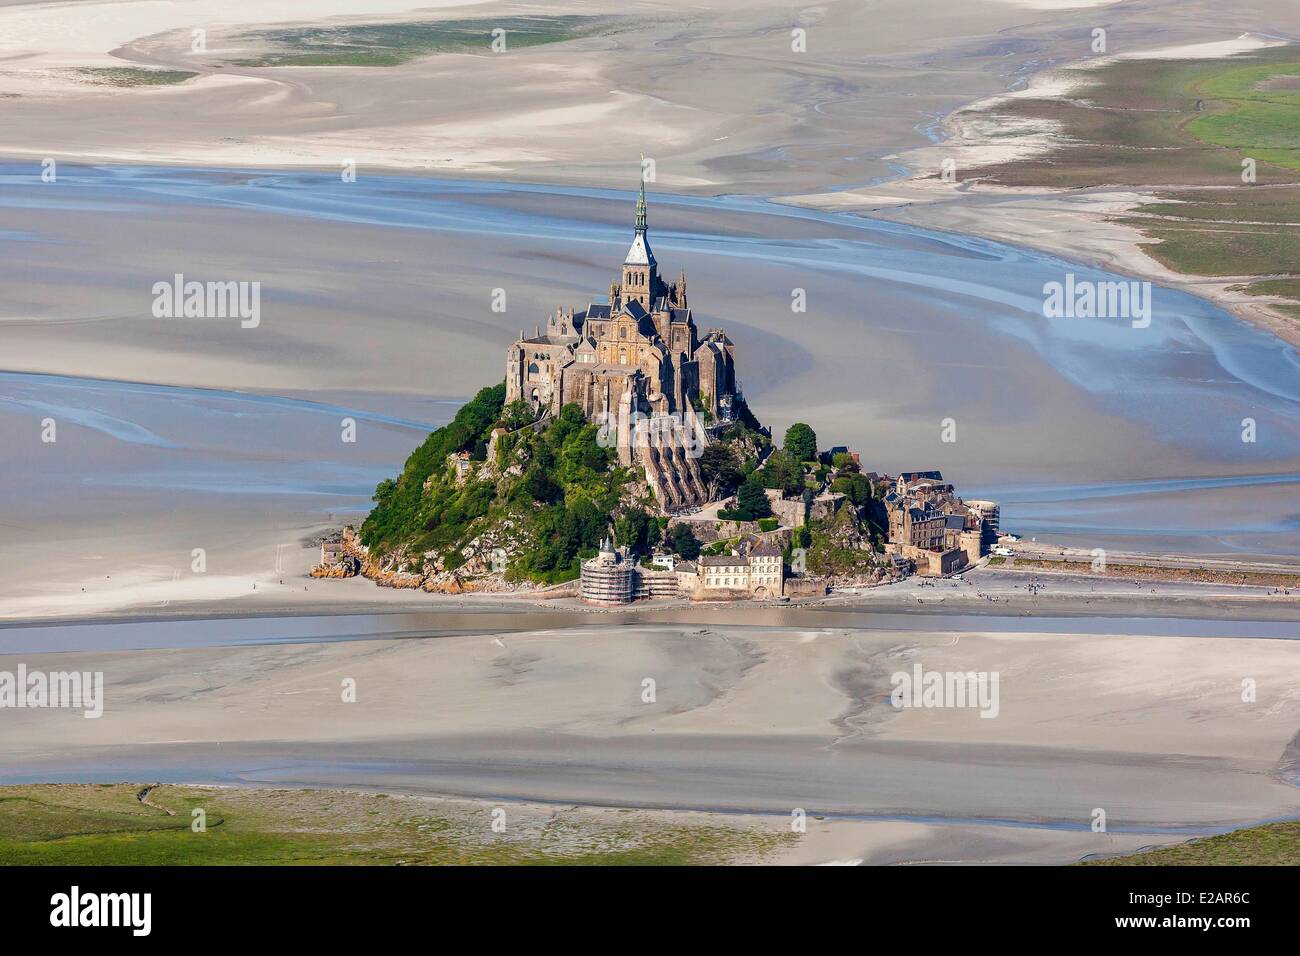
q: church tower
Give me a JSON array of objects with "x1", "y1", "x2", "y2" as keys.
[{"x1": 621, "y1": 175, "x2": 658, "y2": 311}]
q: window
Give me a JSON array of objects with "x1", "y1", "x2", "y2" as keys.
[{"x1": 619, "y1": 327, "x2": 627, "y2": 339}]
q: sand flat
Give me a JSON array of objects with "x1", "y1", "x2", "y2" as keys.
[{"x1": 1, "y1": 620, "x2": 1295, "y2": 863}]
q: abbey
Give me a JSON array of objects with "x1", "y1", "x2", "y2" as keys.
[{"x1": 505, "y1": 179, "x2": 738, "y2": 432}]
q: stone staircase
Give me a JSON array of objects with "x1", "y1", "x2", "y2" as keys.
[{"x1": 635, "y1": 412, "x2": 709, "y2": 512}]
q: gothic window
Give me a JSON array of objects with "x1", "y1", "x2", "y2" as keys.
[{"x1": 528, "y1": 362, "x2": 539, "y2": 375}]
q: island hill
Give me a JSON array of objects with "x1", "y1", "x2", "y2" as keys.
[{"x1": 323, "y1": 180, "x2": 1001, "y2": 603}]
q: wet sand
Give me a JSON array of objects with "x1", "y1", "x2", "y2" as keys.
[
  {"x1": 2, "y1": 617, "x2": 1296, "y2": 864},
  {"x1": 0, "y1": 0, "x2": 1091, "y2": 192}
]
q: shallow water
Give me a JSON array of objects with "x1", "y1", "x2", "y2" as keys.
[{"x1": 1, "y1": 607, "x2": 1295, "y2": 655}]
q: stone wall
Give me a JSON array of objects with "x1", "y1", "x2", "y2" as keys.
[
  {"x1": 668, "y1": 517, "x2": 760, "y2": 544},
  {"x1": 784, "y1": 576, "x2": 828, "y2": 597}
]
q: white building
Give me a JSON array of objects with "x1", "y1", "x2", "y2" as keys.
[{"x1": 695, "y1": 540, "x2": 784, "y2": 600}]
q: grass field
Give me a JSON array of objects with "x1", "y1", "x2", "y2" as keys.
[
  {"x1": 228, "y1": 16, "x2": 617, "y2": 68},
  {"x1": 962, "y1": 47, "x2": 1300, "y2": 318},
  {"x1": 0, "y1": 784, "x2": 791, "y2": 866},
  {"x1": 1123, "y1": 219, "x2": 1300, "y2": 277},
  {"x1": 1083, "y1": 822, "x2": 1300, "y2": 866},
  {"x1": 74, "y1": 68, "x2": 198, "y2": 87},
  {"x1": 1187, "y1": 61, "x2": 1300, "y2": 171}
]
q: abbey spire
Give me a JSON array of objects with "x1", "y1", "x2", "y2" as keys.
[
  {"x1": 635, "y1": 174, "x2": 648, "y2": 234},
  {"x1": 621, "y1": 169, "x2": 659, "y2": 309},
  {"x1": 623, "y1": 170, "x2": 656, "y2": 272}
]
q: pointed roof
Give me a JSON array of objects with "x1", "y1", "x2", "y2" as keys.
[
  {"x1": 624, "y1": 170, "x2": 656, "y2": 267},
  {"x1": 624, "y1": 232, "x2": 655, "y2": 267}
]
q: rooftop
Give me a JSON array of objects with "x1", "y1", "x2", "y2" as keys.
[{"x1": 699, "y1": 555, "x2": 748, "y2": 567}]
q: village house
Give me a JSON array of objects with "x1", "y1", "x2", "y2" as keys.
[
  {"x1": 882, "y1": 470, "x2": 994, "y2": 576},
  {"x1": 694, "y1": 539, "x2": 784, "y2": 600}
]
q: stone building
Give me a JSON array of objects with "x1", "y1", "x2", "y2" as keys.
[
  {"x1": 578, "y1": 536, "x2": 682, "y2": 605},
  {"x1": 674, "y1": 560, "x2": 699, "y2": 593},
  {"x1": 964, "y1": 499, "x2": 1001, "y2": 548},
  {"x1": 765, "y1": 488, "x2": 846, "y2": 529},
  {"x1": 504, "y1": 173, "x2": 739, "y2": 510},
  {"x1": 579, "y1": 537, "x2": 635, "y2": 606},
  {"x1": 694, "y1": 539, "x2": 785, "y2": 600},
  {"x1": 505, "y1": 177, "x2": 737, "y2": 424},
  {"x1": 698, "y1": 554, "x2": 751, "y2": 596},
  {"x1": 748, "y1": 539, "x2": 784, "y2": 596},
  {"x1": 883, "y1": 470, "x2": 996, "y2": 577}
]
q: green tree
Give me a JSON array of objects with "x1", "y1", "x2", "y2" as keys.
[
  {"x1": 761, "y1": 449, "x2": 804, "y2": 496},
  {"x1": 700, "y1": 443, "x2": 743, "y2": 496},
  {"x1": 737, "y1": 477, "x2": 773, "y2": 520},
  {"x1": 831, "y1": 472, "x2": 873, "y2": 507},
  {"x1": 500, "y1": 399, "x2": 536, "y2": 431},
  {"x1": 783, "y1": 422, "x2": 818, "y2": 463},
  {"x1": 360, "y1": 382, "x2": 505, "y2": 552},
  {"x1": 668, "y1": 523, "x2": 702, "y2": 560},
  {"x1": 615, "y1": 507, "x2": 654, "y2": 551},
  {"x1": 521, "y1": 466, "x2": 562, "y2": 504}
]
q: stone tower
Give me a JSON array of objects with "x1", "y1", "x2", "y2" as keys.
[{"x1": 620, "y1": 175, "x2": 658, "y2": 311}]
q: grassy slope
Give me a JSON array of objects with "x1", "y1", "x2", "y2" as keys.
[
  {"x1": 1082, "y1": 822, "x2": 1300, "y2": 866},
  {"x1": 360, "y1": 389, "x2": 635, "y2": 585},
  {"x1": 0, "y1": 784, "x2": 791, "y2": 866}
]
